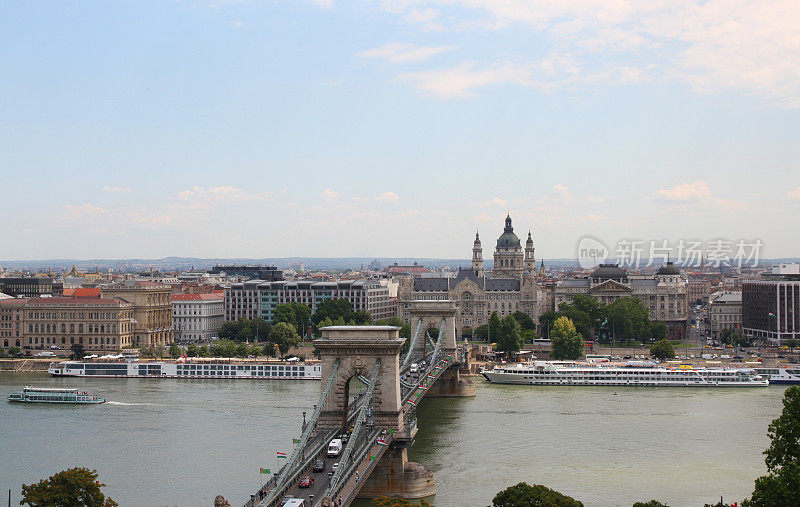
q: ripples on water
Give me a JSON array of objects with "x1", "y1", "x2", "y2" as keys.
[{"x1": 0, "y1": 374, "x2": 788, "y2": 506}]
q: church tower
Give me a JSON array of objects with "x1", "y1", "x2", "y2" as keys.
[
  {"x1": 472, "y1": 231, "x2": 483, "y2": 277},
  {"x1": 493, "y1": 214, "x2": 524, "y2": 278},
  {"x1": 524, "y1": 231, "x2": 535, "y2": 273}
]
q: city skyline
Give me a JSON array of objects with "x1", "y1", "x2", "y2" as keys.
[{"x1": 2, "y1": 1, "x2": 799, "y2": 260}]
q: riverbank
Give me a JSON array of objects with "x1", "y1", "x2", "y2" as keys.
[{"x1": 0, "y1": 359, "x2": 52, "y2": 372}]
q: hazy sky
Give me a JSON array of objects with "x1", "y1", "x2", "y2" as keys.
[{"x1": 1, "y1": 1, "x2": 799, "y2": 261}]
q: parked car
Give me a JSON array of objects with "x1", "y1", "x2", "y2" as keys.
[
  {"x1": 313, "y1": 459, "x2": 325, "y2": 472},
  {"x1": 298, "y1": 476, "x2": 314, "y2": 488}
]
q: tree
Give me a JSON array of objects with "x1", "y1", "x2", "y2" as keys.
[
  {"x1": 550, "y1": 316, "x2": 584, "y2": 360},
  {"x1": 522, "y1": 330, "x2": 538, "y2": 343},
  {"x1": 633, "y1": 502, "x2": 669, "y2": 507},
  {"x1": 538, "y1": 311, "x2": 558, "y2": 339},
  {"x1": 186, "y1": 344, "x2": 198, "y2": 357},
  {"x1": 474, "y1": 324, "x2": 489, "y2": 341},
  {"x1": 496, "y1": 315, "x2": 523, "y2": 355},
  {"x1": 570, "y1": 295, "x2": 605, "y2": 334},
  {"x1": 605, "y1": 297, "x2": 651, "y2": 342},
  {"x1": 488, "y1": 312, "x2": 501, "y2": 342},
  {"x1": 492, "y1": 482, "x2": 583, "y2": 507},
  {"x1": 70, "y1": 343, "x2": 85, "y2": 360},
  {"x1": 269, "y1": 322, "x2": 300, "y2": 357},
  {"x1": 154, "y1": 345, "x2": 165, "y2": 359},
  {"x1": 168, "y1": 343, "x2": 181, "y2": 359},
  {"x1": 461, "y1": 326, "x2": 473, "y2": 339},
  {"x1": 198, "y1": 345, "x2": 210, "y2": 357},
  {"x1": 262, "y1": 342, "x2": 275, "y2": 357},
  {"x1": 312, "y1": 299, "x2": 355, "y2": 328},
  {"x1": 649, "y1": 322, "x2": 668, "y2": 342},
  {"x1": 8, "y1": 346, "x2": 21, "y2": 356},
  {"x1": 273, "y1": 303, "x2": 310, "y2": 337},
  {"x1": 353, "y1": 310, "x2": 372, "y2": 325},
  {"x1": 21, "y1": 467, "x2": 118, "y2": 507},
  {"x1": 787, "y1": 338, "x2": 798, "y2": 349},
  {"x1": 250, "y1": 345, "x2": 262, "y2": 357},
  {"x1": 558, "y1": 303, "x2": 593, "y2": 340},
  {"x1": 650, "y1": 340, "x2": 675, "y2": 361},
  {"x1": 748, "y1": 386, "x2": 800, "y2": 506},
  {"x1": 235, "y1": 342, "x2": 250, "y2": 358},
  {"x1": 511, "y1": 312, "x2": 536, "y2": 331}
]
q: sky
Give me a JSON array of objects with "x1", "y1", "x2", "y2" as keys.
[{"x1": 1, "y1": 0, "x2": 799, "y2": 261}]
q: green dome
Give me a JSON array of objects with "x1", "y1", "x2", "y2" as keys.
[{"x1": 496, "y1": 215, "x2": 521, "y2": 249}]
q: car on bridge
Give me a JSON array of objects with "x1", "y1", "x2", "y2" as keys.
[
  {"x1": 298, "y1": 476, "x2": 314, "y2": 488},
  {"x1": 313, "y1": 459, "x2": 325, "y2": 472}
]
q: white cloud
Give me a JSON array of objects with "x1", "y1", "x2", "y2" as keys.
[
  {"x1": 177, "y1": 185, "x2": 275, "y2": 208},
  {"x1": 397, "y1": 61, "x2": 538, "y2": 98},
  {"x1": 484, "y1": 197, "x2": 508, "y2": 207},
  {"x1": 656, "y1": 181, "x2": 712, "y2": 202},
  {"x1": 320, "y1": 188, "x2": 341, "y2": 202},
  {"x1": 103, "y1": 186, "x2": 131, "y2": 193},
  {"x1": 58, "y1": 203, "x2": 106, "y2": 220},
  {"x1": 786, "y1": 187, "x2": 800, "y2": 200},
  {"x1": 230, "y1": 20, "x2": 244, "y2": 28},
  {"x1": 376, "y1": 191, "x2": 400, "y2": 203},
  {"x1": 587, "y1": 195, "x2": 604, "y2": 203},
  {"x1": 373, "y1": 0, "x2": 800, "y2": 106},
  {"x1": 359, "y1": 42, "x2": 456, "y2": 64},
  {"x1": 392, "y1": 208, "x2": 419, "y2": 218},
  {"x1": 552, "y1": 184, "x2": 574, "y2": 202}
]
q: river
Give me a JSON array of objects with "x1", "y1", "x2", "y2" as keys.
[{"x1": 0, "y1": 373, "x2": 788, "y2": 506}]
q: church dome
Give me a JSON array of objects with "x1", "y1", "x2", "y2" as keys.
[
  {"x1": 496, "y1": 215, "x2": 521, "y2": 249},
  {"x1": 591, "y1": 264, "x2": 627, "y2": 281},
  {"x1": 656, "y1": 261, "x2": 681, "y2": 275}
]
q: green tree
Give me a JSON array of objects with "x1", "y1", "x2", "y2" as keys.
[
  {"x1": 154, "y1": 345, "x2": 165, "y2": 359},
  {"x1": 217, "y1": 320, "x2": 240, "y2": 340},
  {"x1": 250, "y1": 345, "x2": 262, "y2": 358},
  {"x1": 312, "y1": 299, "x2": 355, "y2": 327},
  {"x1": 235, "y1": 342, "x2": 250, "y2": 358},
  {"x1": 511, "y1": 311, "x2": 536, "y2": 331},
  {"x1": 353, "y1": 310, "x2": 372, "y2": 325},
  {"x1": 649, "y1": 322, "x2": 668, "y2": 342},
  {"x1": 186, "y1": 344, "x2": 199, "y2": 357},
  {"x1": 550, "y1": 316, "x2": 584, "y2": 360},
  {"x1": 251, "y1": 318, "x2": 271, "y2": 341},
  {"x1": 168, "y1": 343, "x2": 181, "y2": 359},
  {"x1": 650, "y1": 340, "x2": 675, "y2": 361},
  {"x1": 269, "y1": 322, "x2": 300, "y2": 357},
  {"x1": 538, "y1": 310, "x2": 558, "y2": 339},
  {"x1": 633, "y1": 502, "x2": 669, "y2": 507},
  {"x1": 488, "y1": 312, "x2": 501, "y2": 342},
  {"x1": 570, "y1": 295, "x2": 605, "y2": 334},
  {"x1": 492, "y1": 482, "x2": 583, "y2": 507},
  {"x1": 273, "y1": 303, "x2": 310, "y2": 337},
  {"x1": 558, "y1": 303, "x2": 593, "y2": 339},
  {"x1": 787, "y1": 338, "x2": 798, "y2": 349},
  {"x1": 749, "y1": 386, "x2": 800, "y2": 506},
  {"x1": 496, "y1": 315, "x2": 523, "y2": 355},
  {"x1": 198, "y1": 345, "x2": 210, "y2": 357},
  {"x1": 70, "y1": 343, "x2": 86, "y2": 360},
  {"x1": 522, "y1": 329, "x2": 538, "y2": 343},
  {"x1": 461, "y1": 326, "x2": 473, "y2": 339},
  {"x1": 473, "y1": 324, "x2": 489, "y2": 341},
  {"x1": 262, "y1": 342, "x2": 276, "y2": 357},
  {"x1": 605, "y1": 297, "x2": 651, "y2": 342},
  {"x1": 21, "y1": 467, "x2": 118, "y2": 507},
  {"x1": 8, "y1": 346, "x2": 21, "y2": 356}
]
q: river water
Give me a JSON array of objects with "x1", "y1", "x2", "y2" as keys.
[{"x1": 0, "y1": 373, "x2": 788, "y2": 506}]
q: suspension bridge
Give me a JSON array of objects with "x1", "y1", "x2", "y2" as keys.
[{"x1": 242, "y1": 300, "x2": 474, "y2": 507}]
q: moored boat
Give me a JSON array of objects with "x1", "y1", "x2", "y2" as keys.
[
  {"x1": 48, "y1": 358, "x2": 322, "y2": 379},
  {"x1": 753, "y1": 366, "x2": 800, "y2": 384},
  {"x1": 8, "y1": 387, "x2": 105, "y2": 404},
  {"x1": 482, "y1": 361, "x2": 769, "y2": 387}
]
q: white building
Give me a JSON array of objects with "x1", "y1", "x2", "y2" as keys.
[
  {"x1": 709, "y1": 291, "x2": 742, "y2": 340},
  {"x1": 172, "y1": 293, "x2": 224, "y2": 342}
]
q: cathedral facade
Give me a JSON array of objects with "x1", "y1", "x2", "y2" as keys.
[{"x1": 396, "y1": 215, "x2": 540, "y2": 333}]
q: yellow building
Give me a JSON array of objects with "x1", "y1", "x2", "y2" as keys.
[{"x1": 102, "y1": 281, "x2": 173, "y2": 347}]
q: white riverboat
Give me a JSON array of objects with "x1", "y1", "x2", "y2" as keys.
[
  {"x1": 8, "y1": 387, "x2": 105, "y2": 404},
  {"x1": 482, "y1": 361, "x2": 768, "y2": 387},
  {"x1": 753, "y1": 366, "x2": 800, "y2": 384},
  {"x1": 48, "y1": 359, "x2": 322, "y2": 380}
]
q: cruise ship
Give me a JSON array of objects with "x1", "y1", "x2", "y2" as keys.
[
  {"x1": 48, "y1": 359, "x2": 322, "y2": 379},
  {"x1": 753, "y1": 366, "x2": 800, "y2": 384},
  {"x1": 8, "y1": 387, "x2": 105, "y2": 404},
  {"x1": 482, "y1": 361, "x2": 768, "y2": 387}
]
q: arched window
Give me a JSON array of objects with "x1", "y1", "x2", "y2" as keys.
[
  {"x1": 70, "y1": 324, "x2": 74, "y2": 332},
  {"x1": 78, "y1": 324, "x2": 83, "y2": 333},
  {"x1": 79, "y1": 337, "x2": 83, "y2": 344},
  {"x1": 61, "y1": 324, "x2": 66, "y2": 333}
]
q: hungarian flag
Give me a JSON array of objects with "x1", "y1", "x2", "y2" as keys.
[
  {"x1": 277, "y1": 452, "x2": 287, "y2": 459},
  {"x1": 427, "y1": 373, "x2": 436, "y2": 379},
  {"x1": 260, "y1": 468, "x2": 271, "y2": 474},
  {"x1": 407, "y1": 400, "x2": 416, "y2": 407},
  {"x1": 377, "y1": 439, "x2": 388, "y2": 446},
  {"x1": 769, "y1": 312, "x2": 776, "y2": 317},
  {"x1": 387, "y1": 429, "x2": 396, "y2": 434},
  {"x1": 292, "y1": 438, "x2": 300, "y2": 444},
  {"x1": 417, "y1": 384, "x2": 426, "y2": 390}
]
